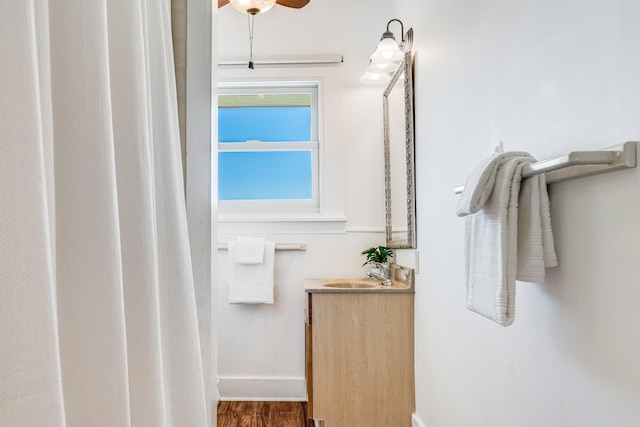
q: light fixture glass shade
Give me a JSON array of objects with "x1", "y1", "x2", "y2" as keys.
[
  {"x1": 370, "y1": 38, "x2": 404, "y2": 63},
  {"x1": 366, "y1": 60, "x2": 399, "y2": 75},
  {"x1": 229, "y1": 0, "x2": 277, "y2": 14},
  {"x1": 359, "y1": 71, "x2": 391, "y2": 85}
]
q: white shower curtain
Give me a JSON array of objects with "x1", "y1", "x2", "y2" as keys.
[{"x1": 0, "y1": 1, "x2": 208, "y2": 426}]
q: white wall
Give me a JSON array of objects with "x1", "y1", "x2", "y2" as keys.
[
  {"x1": 185, "y1": 0, "x2": 215, "y2": 422},
  {"x1": 216, "y1": 0, "x2": 640, "y2": 419},
  {"x1": 215, "y1": 0, "x2": 396, "y2": 400},
  {"x1": 392, "y1": 0, "x2": 640, "y2": 426}
]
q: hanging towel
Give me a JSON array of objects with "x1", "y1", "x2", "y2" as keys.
[
  {"x1": 235, "y1": 236, "x2": 266, "y2": 265},
  {"x1": 456, "y1": 151, "x2": 530, "y2": 216},
  {"x1": 228, "y1": 241, "x2": 275, "y2": 304},
  {"x1": 463, "y1": 155, "x2": 535, "y2": 326},
  {"x1": 516, "y1": 174, "x2": 558, "y2": 282},
  {"x1": 538, "y1": 174, "x2": 558, "y2": 269}
]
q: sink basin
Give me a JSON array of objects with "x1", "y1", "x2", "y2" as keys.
[
  {"x1": 322, "y1": 280, "x2": 378, "y2": 289},
  {"x1": 305, "y1": 266, "x2": 415, "y2": 294}
]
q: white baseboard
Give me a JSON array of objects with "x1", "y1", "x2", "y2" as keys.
[
  {"x1": 412, "y1": 412, "x2": 428, "y2": 427},
  {"x1": 217, "y1": 376, "x2": 306, "y2": 401}
]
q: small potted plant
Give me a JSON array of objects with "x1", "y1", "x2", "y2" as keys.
[{"x1": 361, "y1": 246, "x2": 394, "y2": 279}]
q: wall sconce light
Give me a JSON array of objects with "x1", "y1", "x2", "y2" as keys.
[
  {"x1": 360, "y1": 63, "x2": 392, "y2": 85},
  {"x1": 360, "y1": 19, "x2": 413, "y2": 85}
]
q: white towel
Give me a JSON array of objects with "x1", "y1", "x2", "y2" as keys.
[
  {"x1": 456, "y1": 151, "x2": 530, "y2": 216},
  {"x1": 228, "y1": 241, "x2": 275, "y2": 304},
  {"x1": 463, "y1": 156, "x2": 535, "y2": 326},
  {"x1": 539, "y1": 174, "x2": 558, "y2": 268},
  {"x1": 235, "y1": 237, "x2": 266, "y2": 265},
  {"x1": 516, "y1": 174, "x2": 558, "y2": 282}
]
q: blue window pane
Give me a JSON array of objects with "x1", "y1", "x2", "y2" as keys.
[
  {"x1": 219, "y1": 151, "x2": 312, "y2": 200},
  {"x1": 218, "y1": 107, "x2": 311, "y2": 142}
]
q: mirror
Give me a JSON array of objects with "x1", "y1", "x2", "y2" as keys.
[{"x1": 383, "y1": 51, "x2": 416, "y2": 249}]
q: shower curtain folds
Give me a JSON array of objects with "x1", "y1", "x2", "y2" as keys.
[{"x1": 0, "y1": 1, "x2": 207, "y2": 426}]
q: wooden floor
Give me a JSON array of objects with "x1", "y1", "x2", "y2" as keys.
[{"x1": 217, "y1": 401, "x2": 314, "y2": 427}]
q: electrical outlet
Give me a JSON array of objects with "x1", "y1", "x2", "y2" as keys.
[{"x1": 414, "y1": 250, "x2": 420, "y2": 274}]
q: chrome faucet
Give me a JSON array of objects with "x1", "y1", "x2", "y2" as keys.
[{"x1": 367, "y1": 270, "x2": 393, "y2": 286}]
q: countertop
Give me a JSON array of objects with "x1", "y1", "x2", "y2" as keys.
[
  {"x1": 305, "y1": 264, "x2": 415, "y2": 293},
  {"x1": 304, "y1": 277, "x2": 414, "y2": 293}
]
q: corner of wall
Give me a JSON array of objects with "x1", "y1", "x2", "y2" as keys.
[{"x1": 412, "y1": 412, "x2": 428, "y2": 427}]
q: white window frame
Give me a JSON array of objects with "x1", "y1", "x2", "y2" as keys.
[
  {"x1": 218, "y1": 83, "x2": 319, "y2": 214},
  {"x1": 216, "y1": 67, "x2": 347, "y2": 234}
]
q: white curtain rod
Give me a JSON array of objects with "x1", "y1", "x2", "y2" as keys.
[{"x1": 218, "y1": 54, "x2": 343, "y2": 67}]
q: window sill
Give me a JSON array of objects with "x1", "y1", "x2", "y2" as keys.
[{"x1": 218, "y1": 214, "x2": 347, "y2": 234}]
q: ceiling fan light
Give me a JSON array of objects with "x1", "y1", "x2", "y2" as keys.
[{"x1": 229, "y1": 0, "x2": 277, "y2": 14}]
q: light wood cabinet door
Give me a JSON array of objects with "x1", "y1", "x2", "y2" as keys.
[{"x1": 309, "y1": 292, "x2": 414, "y2": 426}]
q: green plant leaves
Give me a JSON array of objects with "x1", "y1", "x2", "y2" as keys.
[{"x1": 361, "y1": 246, "x2": 394, "y2": 266}]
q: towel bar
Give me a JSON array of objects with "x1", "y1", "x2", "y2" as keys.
[
  {"x1": 217, "y1": 242, "x2": 307, "y2": 251},
  {"x1": 454, "y1": 141, "x2": 637, "y2": 194}
]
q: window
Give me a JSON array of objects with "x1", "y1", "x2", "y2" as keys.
[{"x1": 218, "y1": 82, "x2": 319, "y2": 214}]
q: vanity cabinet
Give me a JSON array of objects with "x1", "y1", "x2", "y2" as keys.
[{"x1": 305, "y1": 285, "x2": 415, "y2": 426}]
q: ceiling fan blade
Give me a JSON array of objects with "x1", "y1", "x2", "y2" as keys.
[
  {"x1": 276, "y1": 0, "x2": 310, "y2": 8},
  {"x1": 218, "y1": 0, "x2": 230, "y2": 8}
]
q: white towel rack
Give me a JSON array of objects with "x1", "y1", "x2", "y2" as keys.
[
  {"x1": 217, "y1": 242, "x2": 307, "y2": 251},
  {"x1": 454, "y1": 141, "x2": 637, "y2": 194}
]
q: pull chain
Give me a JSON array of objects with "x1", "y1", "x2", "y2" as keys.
[{"x1": 247, "y1": 13, "x2": 256, "y2": 69}]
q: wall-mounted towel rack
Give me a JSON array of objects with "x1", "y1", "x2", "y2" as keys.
[
  {"x1": 217, "y1": 242, "x2": 307, "y2": 251},
  {"x1": 454, "y1": 141, "x2": 637, "y2": 194}
]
